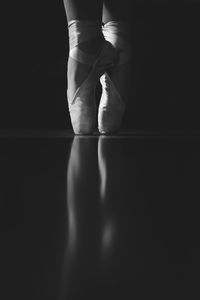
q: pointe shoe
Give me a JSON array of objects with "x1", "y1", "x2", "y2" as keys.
[
  {"x1": 67, "y1": 20, "x2": 117, "y2": 135},
  {"x1": 98, "y1": 21, "x2": 132, "y2": 135}
]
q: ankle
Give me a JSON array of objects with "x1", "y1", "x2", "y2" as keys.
[
  {"x1": 68, "y1": 20, "x2": 105, "y2": 58},
  {"x1": 102, "y1": 21, "x2": 131, "y2": 64}
]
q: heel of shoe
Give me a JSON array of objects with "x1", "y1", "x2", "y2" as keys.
[
  {"x1": 68, "y1": 82, "x2": 97, "y2": 135},
  {"x1": 70, "y1": 105, "x2": 96, "y2": 135},
  {"x1": 98, "y1": 73, "x2": 125, "y2": 134}
]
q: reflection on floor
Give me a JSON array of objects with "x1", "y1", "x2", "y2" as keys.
[{"x1": 1, "y1": 134, "x2": 200, "y2": 299}]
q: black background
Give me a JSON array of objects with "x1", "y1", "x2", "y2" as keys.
[{"x1": 1, "y1": 0, "x2": 200, "y2": 130}]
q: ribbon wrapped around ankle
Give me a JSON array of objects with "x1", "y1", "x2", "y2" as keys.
[
  {"x1": 68, "y1": 20, "x2": 103, "y2": 49},
  {"x1": 102, "y1": 21, "x2": 131, "y2": 65},
  {"x1": 68, "y1": 19, "x2": 104, "y2": 65}
]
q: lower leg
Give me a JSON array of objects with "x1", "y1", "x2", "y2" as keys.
[
  {"x1": 63, "y1": 0, "x2": 104, "y2": 55},
  {"x1": 63, "y1": 0, "x2": 103, "y2": 22},
  {"x1": 102, "y1": 0, "x2": 132, "y2": 60}
]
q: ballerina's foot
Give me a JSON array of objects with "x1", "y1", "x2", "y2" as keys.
[{"x1": 98, "y1": 21, "x2": 131, "y2": 135}]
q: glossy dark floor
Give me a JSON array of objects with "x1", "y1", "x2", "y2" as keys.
[{"x1": 1, "y1": 133, "x2": 200, "y2": 299}]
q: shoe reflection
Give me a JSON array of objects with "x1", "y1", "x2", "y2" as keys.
[
  {"x1": 98, "y1": 136, "x2": 117, "y2": 262},
  {"x1": 67, "y1": 136, "x2": 100, "y2": 255},
  {"x1": 60, "y1": 136, "x2": 118, "y2": 299}
]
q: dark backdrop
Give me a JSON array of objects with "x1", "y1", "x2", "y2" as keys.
[{"x1": 1, "y1": 1, "x2": 200, "y2": 130}]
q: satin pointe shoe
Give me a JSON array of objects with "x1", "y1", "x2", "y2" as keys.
[
  {"x1": 67, "y1": 20, "x2": 117, "y2": 135},
  {"x1": 98, "y1": 21, "x2": 132, "y2": 135}
]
